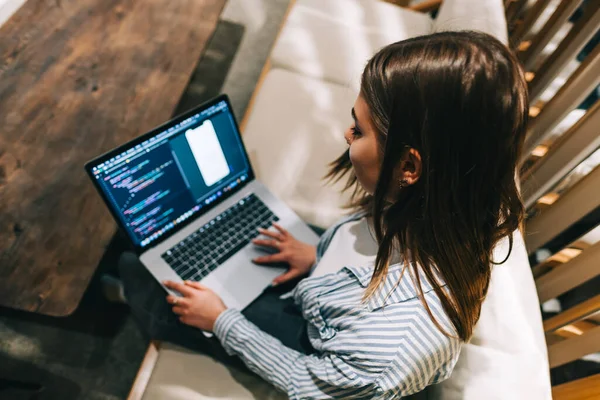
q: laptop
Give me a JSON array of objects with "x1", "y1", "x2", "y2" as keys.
[{"x1": 85, "y1": 94, "x2": 319, "y2": 309}]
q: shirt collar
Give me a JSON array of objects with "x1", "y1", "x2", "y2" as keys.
[{"x1": 343, "y1": 264, "x2": 442, "y2": 311}]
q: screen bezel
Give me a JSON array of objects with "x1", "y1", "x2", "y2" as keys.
[{"x1": 84, "y1": 94, "x2": 256, "y2": 254}]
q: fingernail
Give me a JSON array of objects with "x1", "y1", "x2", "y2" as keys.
[{"x1": 270, "y1": 281, "x2": 278, "y2": 287}]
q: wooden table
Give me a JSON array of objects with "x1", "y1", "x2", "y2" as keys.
[{"x1": 0, "y1": 0, "x2": 226, "y2": 316}]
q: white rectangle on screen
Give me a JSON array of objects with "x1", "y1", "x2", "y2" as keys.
[{"x1": 185, "y1": 120, "x2": 230, "y2": 186}]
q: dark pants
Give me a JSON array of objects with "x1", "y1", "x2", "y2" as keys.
[{"x1": 118, "y1": 252, "x2": 314, "y2": 370}]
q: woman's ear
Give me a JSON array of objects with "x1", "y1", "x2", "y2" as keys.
[{"x1": 398, "y1": 148, "x2": 422, "y2": 185}]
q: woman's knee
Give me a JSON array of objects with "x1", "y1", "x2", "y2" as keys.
[
  {"x1": 117, "y1": 251, "x2": 150, "y2": 288},
  {"x1": 118, "y1": 251, "x2": 142, "y2": 274}
]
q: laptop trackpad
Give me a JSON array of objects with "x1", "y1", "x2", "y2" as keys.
[{"x1": 201, "y1": 245, "x2": 286, "y2": 310}]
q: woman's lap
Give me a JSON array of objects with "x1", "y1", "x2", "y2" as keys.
[{"x1": 118, "y1": 251, "x2": 313, "y2": 369}]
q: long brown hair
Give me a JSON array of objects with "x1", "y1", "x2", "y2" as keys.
[{"x1": 327, "y1": 31, "x2": 529, "y2": 341}]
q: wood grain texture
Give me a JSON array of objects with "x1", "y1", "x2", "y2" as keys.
[
  {"x1": 408, "y1": 0, "x2": 442, "y2": 13},
  {"x1": 543, "y1": 294, "x2": 600, "y2": 333},
  {"x1": 548, "y1": 325, "x2": 600, "y2": 368},
  {"x1": 0, "y1": 0, "x2": 225, "y2": 316},
  {"x1": 553, "y1": 373, "x2": 600, "y2": 400}
]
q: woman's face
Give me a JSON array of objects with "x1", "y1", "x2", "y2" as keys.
[{"x1": 344, "y1": 95, "x2": 382, "y2": 194}]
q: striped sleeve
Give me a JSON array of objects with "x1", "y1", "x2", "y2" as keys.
[
  {"x1": 213, "y1": 309, "x2": 384, "y2": 399},
  {"x1": 372, "y1": 293, "x2": 462, "y2": 396}
]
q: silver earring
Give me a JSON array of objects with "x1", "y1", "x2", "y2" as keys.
[{"x1": 399, "y1": 179, "x2": 408, "y2": 188}]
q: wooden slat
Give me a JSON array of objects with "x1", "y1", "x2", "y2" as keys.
[
  {"x1": 553, "y1": 373, "x2": 600, "y2": 400},
  {"x1": 0, "y1": 0, "x2": 226, "y2": 316},
  {"x1": 127, "y1": 341, "x2": 161, "y2": 400},
  {"x1": 543, "y1": 294, "x2": 600, "y2": 333},
  {"x1": 520, "y1": 0, "x2": 584, "y2": 70},
  {"x1": 555, "y1": 320, "x2": 599, "y2": 338},
  {"x1": 548, "y1": 325, "x2": 600, "y2": 368},
  {"x1": 506, "y1": 0, "x2": 529, "y2": 27},
  {"x1": 536, "y1": 241, "x2": 600, "y2": 302},
  {"x1": 522, "y1": 44, "x2": 600, "y2": 159},
  {"x1": 546, "y1": 331, "x2": 565, "y2": 346},
  {"x1": 522, "y1": 100, "x2": 600, "y2": 209},
  {"x1": 382, "y1": 0, "x2": 412, "y2": 7},
  {"x1": 529, "y1": 1, "x2": 600, "y2": 102},
  {"x1": 525, "y1": 165, "x2": 600, "y2": 253},
  {"x1": 510, "y1": 0, "x2": 553, "y2": 48},
  {"x1": 531, "y1": 258, "x2": 560, "y2": 278},
  {"x1": 408, "y1": 0, "x2": 443, "y2": 13},
  {"x1": 531, "y1": 241, "x2": 589, "y2": 278}
]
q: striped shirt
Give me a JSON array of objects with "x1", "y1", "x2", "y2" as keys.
[{"x1": 214, "y1": 213, "x2": 462, "y2": 399}]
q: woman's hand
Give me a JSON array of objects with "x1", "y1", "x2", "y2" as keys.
[
  {"x1": 164, "y1": 280, "x2": 227, "y2": 332},
  {"x1": 252, "y1": 223, "x2": 317, "y2": 286}
]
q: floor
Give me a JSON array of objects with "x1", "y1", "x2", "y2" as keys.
[{"x1": 0, "y1": 1, "x2": 290, "y2": 399}]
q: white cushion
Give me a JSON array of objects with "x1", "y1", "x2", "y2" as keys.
[
  {"x1": 271, "y1": 0, "x2": 433, "y2": 89},
  {"x1": 142, "y1": 343, "x2": 283, "y2": 400},
  {"x1": 242, "y1": 68, "x2": 356, "y2": 228},
  {"x1": 430, "y1": 231, "x2": 552, "y2": 399},
  {"x1": 433, "y1": 0, "x2": 509, "y2": 45},
  {"x1": 0, "y1": 0, "x2": 27, "y2": 27}
]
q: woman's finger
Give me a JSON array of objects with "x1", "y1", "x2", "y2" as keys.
[
  {"x1": 257, "y1": 228, "x2": 284, "y2": 241},
  {"x1": 172, "y1": 306, "x2": 187, "y2": 315},
  {"x1": 272, "y1": 268, "x2": 304, "y2": 286},
  {"x1": 163, "y1": 280, "x2": 195, "y2": 297},
  {"x1": 253, "y1": 252, "x2": 286, "y2": 264},
  {"x1": 167, "y1": 295, "x2": 189, "y2": 307},
  {"x1": 184, "y1": 280, "x2": 207, "y2": 290},
  {"x1": 272, "y1": 223, "x2": 288, "y2": 236},
  {"x1": 252, "y1": 238, "x2": 281, "y2": 249}
]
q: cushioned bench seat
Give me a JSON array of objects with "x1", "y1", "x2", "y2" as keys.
[
  {"x1": 271, "y1": 0, "x2": 433, "y2": 89},
  {"x1": 142, "y1": 343, "x2": 285, "y2": 400},
  {"x1": 243, "y1": 68, "x2": 356, "y2": 228}
]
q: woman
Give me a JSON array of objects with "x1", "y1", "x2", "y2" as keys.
[{"x1": 120, "y1": 31, "x2": 528, "y2": 399}]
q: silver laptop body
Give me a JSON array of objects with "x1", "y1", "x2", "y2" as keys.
[
  {"x1": 86, "y1": 95, "x2": 319, "y2": 310},
  {"x1": 141, "y1": 181, "x2": 318, "y2": 309}
]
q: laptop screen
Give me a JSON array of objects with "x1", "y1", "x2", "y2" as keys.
[{"x1": 86, "y1": 96, "x2": 253, "y2": 250}]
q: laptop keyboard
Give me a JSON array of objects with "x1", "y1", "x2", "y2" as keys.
[{"x1": 161, "y1": 193, "x2": 279, "y2": 282}]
